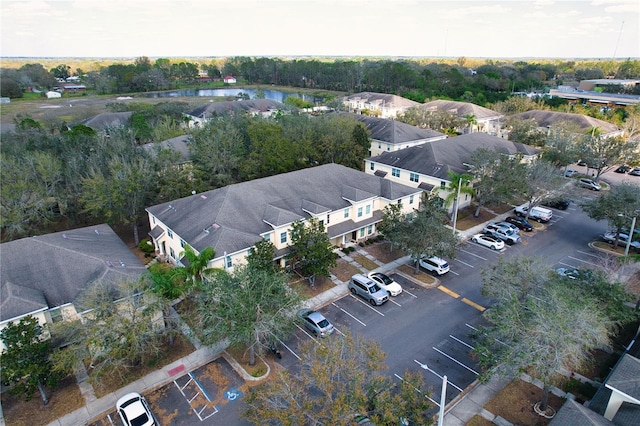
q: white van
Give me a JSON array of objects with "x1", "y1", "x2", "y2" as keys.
[{"x1": 514, "y1": 203, "x2": 553, "y2": 223}]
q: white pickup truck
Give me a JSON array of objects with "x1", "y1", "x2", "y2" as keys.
[{"x1": 514, "y1": 203, "x2": 553, "y2": 223}]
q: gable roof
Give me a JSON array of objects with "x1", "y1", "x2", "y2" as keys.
[
  {"x1": 511, "y1": 110, "x2": 620, "y2": 135},
  {"x1": 146, "y1": 164, "x2": 420, "y2": 256},
  {"x1": 549, "y1": 399, "x2": 614, "y2": 426},
  {"x1": 368, "y1": 132, "x2": 540, "y2": 181},
  {"x1": 186, "y1": 99, "x2": 287, "y2": 119},
  {"x1": 80, "y1": 111, "x2": 133, "y2": 130},
  {"x1": 142, "y1": 134, "x2": 192, "y2": 162},
  {"x1": 342, "y1": 92, "x2": 421, "y2": 109},
  {"x1": 422, "y1": 99, "x2": 503, "y2": 120},
  {"x1": 345, "y1": 113, "x2": 446, "y2": 143},
  {"x1": 0, "y1": 224, "x2": 147, "y2": 322}
]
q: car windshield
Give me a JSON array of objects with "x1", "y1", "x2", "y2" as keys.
[
  {"x1": 317, "y1": 318, "x2": 330, "y2": 328},
  {"x1": 370, "y1": 284, "x2": 381, "y2": 293},
  {"x1": 130, "y1": 413, "x2": 150, "y2": 426},
  {"x1": 378, "y1": 274, "x2": 393, "y2": 285}
]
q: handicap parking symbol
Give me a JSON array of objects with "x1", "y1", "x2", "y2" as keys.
[{"x1": 225, "y1": 386, "x2": 243, "y2": 402}]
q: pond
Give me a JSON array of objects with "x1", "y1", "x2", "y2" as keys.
[{"x1": 146, "y1": 88, "x2": 323, "y2": 103}]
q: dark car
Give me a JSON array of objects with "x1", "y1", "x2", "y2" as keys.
[
  {"x1": 505, "y1": 215, "x2": 534, "y2": 232},
  {"x1": 615, "y1": 165, "x2": 630, "y2": 173},
  {"x1": 543, "y1": 198, "x2": 571, "y2": 210}
]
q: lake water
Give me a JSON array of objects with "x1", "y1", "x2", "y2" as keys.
[{"x1": 146, "y1": 88, "x2": 321, "y2": 103}]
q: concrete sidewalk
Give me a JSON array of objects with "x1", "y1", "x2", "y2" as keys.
[{"x1": 43, "y1": 209, "x2": 515, "y2": 426}]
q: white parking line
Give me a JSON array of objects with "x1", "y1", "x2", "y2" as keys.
[
  {"x1": 332, "y1": 302, "x2": 367, "y2": 326},
  {"x1": 449, "y1": 334, "x2": 474, "y2": 350},
  {"x1": 448, "y1": 269, "x2": 460, "y2": 276},
  {"x1": 348, "y1": 294, "x2": 386, "y2": 316},
  {"x1": 389, "y1": 298, "x2": 402, "y2": 306},
  {"x1": 413, "y1": 359, "x2": 463, "y2": 392},
  {"x1": 577, "y1": 250, "x2": 602, "y2": 258},
  {"x1": 279, "y1": 340, "x2": 301, "y2": 360},
  {"x1": 403, "y1": 289, "x2": 418, "y2": 298},
  {"x1": 557, "y1": 261, "x2": 579, "y2": 268},
  {"x1": 567, "y1": 255, "x2": 600, "y2": 267},
  {"x1": 465, "y1": 323, "x2": 478, "y2": 331},
  {"x1": 432, "y1": 347, "x2": 479, "y2": 375},
  {"x1": 454, "y1": 258, "x2": 475, "y2": 268},
  {"x1": 394, "y1": 373, "x2": 439, "y2": 406},
  {"x1": 458, "y1": 249, "x2": 488, "y2": 261}
]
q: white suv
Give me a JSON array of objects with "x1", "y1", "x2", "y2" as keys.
[{"x1": 417, "y1": 256, "x2": 450, "y2": 275}]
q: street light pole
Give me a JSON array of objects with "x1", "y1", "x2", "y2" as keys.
[
  {"x1": 452, "y1": 177, "x2": 463, "y2": 235},
  {"x1": 438, "y1": 375, "x2": 448, "y2": 426},
  {"x1": 624, "y1": 215, "x2": 637, "y2": 256}
]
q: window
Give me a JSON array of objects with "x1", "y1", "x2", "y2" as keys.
[
  {"x1": 180, "y1": 239, "x2": 185, "y2": 248},
  {"x1": 169, "y1": 247, "x2": 175, "y2": 258},
  {"x1": 397, "y1": 199, "x2": 402, "y2": 206},
  {"x1": 357, "y1": 207, "x2": 363, "y2": 218},
  {"x1": 263, "y1": 233, "x2": 271, "y2": 241},
  {"x1": 49, "y1": 307, "x2": 63, "y2": 323},
  {"x1": 344, "y1": 208, "x2": 349, "y2": 218},
  {"x1": 392, "y1": 168, "x2": 400, "y2": 177},
  {"x1": 387, "y1": 145, "x2": 390, "y2": 151},
  {"x1": 226, "y1": 255, "x2": 232, "y2": 268},
  {"x1": 378, "y1": 142, "x2": 381, "y2": 149},
  {"x1": 410, "y1": 172, "x2": 419, "y2": 183},
  {"x1": 440, "y1": 181, "x2": 446, "y2": 189},
  {"x1": 367, "y1": 225, "x2": 373, "y2": 235},
  {"x1": 280, "y1": 232, "x2": 287, "y2": 244},
  {"x1": 326, "y1": 214, "x2": 330, "y2": 224},
  {"x1": 360, "y1": 228, "x2": 365, "y2": 237},
  {"x1": 167, "y1": 229, "x2": 173, "y2": 238},
  {"x1": 370, "y1": 162, "x2": 375, "y2": 170},
  {"x1": 365, "y1": 204, "x2": 371, "y2": 214},
  {"x1": 410, "y1": 195, "x2": 414, "y2": 204}
]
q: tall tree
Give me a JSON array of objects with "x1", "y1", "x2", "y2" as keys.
[
  {"x1": 196, "y1": 264, "x2": 301, "y2": 365},
  {"x1": 575, "y1": 134, "x2": 635, "y2": 180},
  {"x1": 395, "y1": 194, "x2": 458, "y2": 273},
  {"x1": 0, "y1": 316, "x2": 62, "y2": 405},
  {"x1": 246, "y1": 239, "x2": 279, "y2": 273},
  {"x1": 80, "y1": 155, "x2": 156, "y2": 244},
  {"x1": 444, "y1": 171, "x2": 475, "y2": 219},
  {"x1": 243, "y1": 332, "x2": 433, "y2": 425},
  {"x1": 378, "y1": 203, "x2": 405, "y2": 253},
  {"x1": 476, "y1": 257, "x2": 612, "y2": 414},
  {"x1": 519, "y1": 159, "x2": 564, "y2": 221},
  {"x1": 580, "y1": 182, "x2": 640, "y2": 248},
  {"x1": 286, "y1": 218, "x2": 337, "y2": 287}
]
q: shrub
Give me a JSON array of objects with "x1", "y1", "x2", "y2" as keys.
[
  {"x1": 137, "y1": 238, "x2": 155, "y2": 254},
  {"x1": 358, "y1": 242, "x2": 365, "y2": 247}
]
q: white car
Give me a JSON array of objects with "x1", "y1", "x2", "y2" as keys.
[
  {"x1": 565, "y1": 169, "x2": 578, "y2": 177},
  {"x1": 117, "y1": 392, "x2": 156, "y2": 426},
  {"x1": 368, "y1": 272, "x2": 403, "y2": 296},
  {"x1": 472, "y1": 233, "x2": 505, "y2": 250},
  {"x1": 417, "y1": 256, "x2": 450, "y2": 275}
]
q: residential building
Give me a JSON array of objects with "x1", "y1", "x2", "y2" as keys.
[
  {"x1": 0, "y1": 224, "x2": 148, "y2": 349},
  {"x1": 342, "y1": 92, "x2": 421, "y2": 118},
  {"x1": 345, "y1": 113, "x2": 447, "y2": 157},
  {"x1": 511, "y1": 110, "x2": 624, "y2": 139},
  {"x1": 184, "y1": 99, "x2": 288, "y2": 128},
  {"x1": 365, "y1": 133, "x2": 539, "y2": 212},
  {"x1": 223, "y1": 75, "x2": 237, "y2": 84},
  {"x1": 420, "y1": 99, "x2": 504, "y2": 136},
  {"x1": 81, "y1": 111, "x2": 133, "y2": 131},
  {"x1": 146, "y1": 164, "x2": 422, "y2": 270},
  {"x1": 549, "y1": 86, "x2": 640, "y2": 107}
]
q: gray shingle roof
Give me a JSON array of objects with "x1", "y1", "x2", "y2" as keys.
[
  {"x1": 345, "y1": 113, "x2": 446, "y2": 143},
  {"x1": 421, "y1": 100, "x2": 503, "y2": 120},
  {"x1": 146, "y1": 164, "x2": 420, "y2": 256},
  {"x1": 186, "y1": 99, "x2": 287, "y2": 119},
  {"x1": 368, "y1": 133, "x2": 540, "y2": 180},
  {"x1": 80, "y1": 111, "x2": 133, "y2": 130},
  {"x1": 0, "y1": 224, "x2": 147, "y2": 322},
  {"x1": 549, "y1": 399, "x2": 614, "y2": 426},
  {"x1": 512, "y1": 110, "x2": 620, "y2": 135},
  {"x1": 143, "y1": 135, "x2": 192, "y2": 162},
  {"x1": 606, "y1": 354, "x2": 640, "y2": 401}
]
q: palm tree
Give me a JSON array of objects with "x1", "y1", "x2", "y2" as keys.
[
  {"x1": 465, "y1": 114, "x2": 478, "y2": 133},
  {"x1": 445, "y1": 171, "x2": 475, "y2": 232}
]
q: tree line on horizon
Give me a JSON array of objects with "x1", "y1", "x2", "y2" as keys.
[{"x1": 2, "y1": 56, "x2": 639, "y2": 104}]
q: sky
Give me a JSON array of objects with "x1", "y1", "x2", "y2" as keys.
[{"x1": 1, "y1": 0, "x2": 638, "y2": 59}]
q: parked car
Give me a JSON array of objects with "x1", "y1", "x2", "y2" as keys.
[
  {"x1": 615, "y1": 165, "x2": 630, "y2": 173},
  {"x1": 472, "y1": 233, "x2": 505, "y2": 250},
  {"x1": 505, "y1": 215, "x2": 534, "y2": 232},
  {"x1": 514, "y1": 203, "x2": 553, "y2": 223},
  {"x1": 555, "y1": 267, "x2": 579, "y2": 280},
  {"x1": 495, "y1": 221, "x2": 520, "y2": 234},
  {"x1": 117, "y1": 393, "x2": 156, "y2": 426},
  {"x1": 297, "y1": 308, "x2": 334, "y2": 337},
  {"x1": 348, "y1": 274, "x2": 389, "y2": 306},
  {"x1": 564, "y1": 169, "x2": 579, "y2": 177},
  {"x1": 576, "y1": 160, "x2": 587, "y2": 166},
  {"x1": 578, "y1": 178, "x2": 601, "y2": 191},
  {"x1": 602, "y1": 232, "x2": 640, "y2": 249},
  {"x1": 417, "y1": 256, "x2": 450, "y2": 275},
  {"x1": 629, "y1": 168, "x2": 640, "y2": 176},
  {"x1": 482, "y1": 223, "x2": 521, "y2": 245},
  {"x1": 368, "y1": 272, "x2": 403, "y2": 296},
  {"x1": 542, "y1": 197, "x2": 571, "y2": 210}
]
